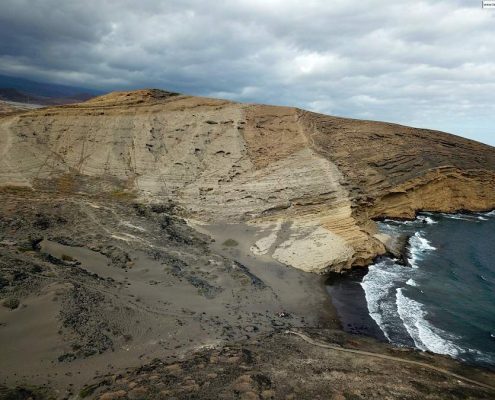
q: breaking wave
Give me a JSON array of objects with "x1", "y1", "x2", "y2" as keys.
[
  {"x1": 417, "y1": 215, "x2": 437, "y2": 224},
  {"x1": 408, "y1": 232, "x2": 436, "y2": 268},
  {"x1": 396, "y1": 288, "x2": 461, "y2": 356},
  {"x1": 360, "y1": 210, "x2": 495, "y2": 366},
  {"x1": 361, "y1": 261, "x2": 408, "y2": 343},
  {"x1": 362, "y1": 219, "x2": 438, "y2": 343},
  {"x1": 440, "y1": 212, "x2": 493, "y2": 222}
]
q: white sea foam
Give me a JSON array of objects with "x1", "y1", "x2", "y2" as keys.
[
  {"x1": 417, "y1": 215, "x2": 437, "y2": 224},
  {"x1": 440, "y1": 212, "x2": 489, "y2": 222},
  {"x1": 396, "y1": 288, "x2": 462, "y2": 357},
  {"x1": 362, "y1": 229, "x2": 437, "y2": 342},
  {"x1": 440, "y1": 213, "x2": 471, "y2": 221},
  {"x1": 383, "y1": 219, "x2": 412, "y2": 226},
  {"x1": 361, "y1": 261, "x2": 413, "y2": 342},
  {"x1": 361, "y1": 263, "x2": 395, "y2": 341},
  {"x1": 413, "y1": 232, "x2": 436, "y2": 251},
  {"x1": 363, "y1": 214, "x2": 494, "y2": 364},
  {"x1": 422, "y1": 211, "x2": 494, "y2": 222},
  {"x1": 408, "y1": 232, "x2": 436, "y2": 268}
]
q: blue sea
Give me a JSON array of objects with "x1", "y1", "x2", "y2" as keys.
[{"x1": 327, "y1": 210, "x2": 495, "y2": 368}]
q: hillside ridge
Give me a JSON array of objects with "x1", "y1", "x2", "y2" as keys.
[{"x1": 1, "y1": 89, "x2": 494, "y2": 273}]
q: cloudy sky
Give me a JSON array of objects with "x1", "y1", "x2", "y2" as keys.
[{"x1": 0, "y1": 0, "x2": 494, "y2": 145}]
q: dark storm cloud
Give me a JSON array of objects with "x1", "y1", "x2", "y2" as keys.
[{"x1": 0, "y1": 0, "x2": 494, "y2": 144}]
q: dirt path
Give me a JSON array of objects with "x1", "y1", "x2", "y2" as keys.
[{"x1": 287, "y1": 330, "x2": 495, "y2": 392}]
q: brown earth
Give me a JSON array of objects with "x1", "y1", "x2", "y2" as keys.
[
  {"x1": 76, "y1": 330, "x2": 495, "y2": 400},
  {"x1": 0, "y1": 90, "x2": 494, "y2": 399}
]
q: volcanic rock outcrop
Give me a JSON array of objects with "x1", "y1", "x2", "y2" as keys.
[{"x1": 1, "y1": 89, "x2": 494, "y2": 273}]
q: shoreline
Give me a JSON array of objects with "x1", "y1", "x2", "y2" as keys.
[
  {"x1": 326, "y1": 209, "x2": 495, "y2": 372},
  {"x1": 325, "y1": 267, "x2": 386, "y2": 340}
]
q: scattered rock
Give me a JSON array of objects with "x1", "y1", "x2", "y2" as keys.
[
  {"x1": 99, "y1": 390, "x2": 127, "y2": 400},
  {"x1": 261, "y1": 389, "x2": 276, "y2": 399},
  {"x1": 2, "y1": 297, "x2": 19, "y2": 310},
  {"x1": 127, "y1": 386, "x2": 148, "y2": 399}
]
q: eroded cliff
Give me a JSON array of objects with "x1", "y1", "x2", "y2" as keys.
[{"x1": 1, "y1": 89, "x2": 494, "y2": 273}]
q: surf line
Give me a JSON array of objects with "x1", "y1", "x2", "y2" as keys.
[{"x1": 286, "y1": 330, "x2": 495, "y2": 392}]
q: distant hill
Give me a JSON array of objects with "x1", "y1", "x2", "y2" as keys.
[
  {"x1": 0, "y1": 88, "x2": 32, "y2": 103},
  {"x1": 0, "y1": 74, "x2": 102, "y2": 105}
]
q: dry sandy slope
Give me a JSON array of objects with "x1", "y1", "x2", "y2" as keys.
[
  {"x1": 0, "y1": 189, "x2": 335, "y2": 396},
  {"x1": 0, "y1": 89, "x2": 494, "y2": 273}
]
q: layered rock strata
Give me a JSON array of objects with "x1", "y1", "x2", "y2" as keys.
[{"x1": 1, "y1": 89, "x2": 494, "y2": 273}]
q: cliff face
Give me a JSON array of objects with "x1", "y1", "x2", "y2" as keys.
[
  {"x1": 1, "y1": 89, "x2": 494, "y2": 273},
  {"x1": 301, "y1": 112, "x2": 495, "y2": 219}
]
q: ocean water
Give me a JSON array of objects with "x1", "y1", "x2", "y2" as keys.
[{"x1": 327, "y1": 210, "x2": 495, "y2": 368}]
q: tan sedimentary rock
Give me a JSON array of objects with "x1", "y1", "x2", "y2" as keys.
[
  {"x1": 300, "y1": 112, "x2": 495, "y2": 218},
  {"x1": 0, "y1": 89, "x2": 494, "y2": 273}
]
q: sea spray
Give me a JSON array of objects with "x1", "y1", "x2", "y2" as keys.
[
  {"x1": 361, "y1": 261, "x2": 400, "y2": 342},
  {"x1": 407, "y1": 231, "x2": 436, "y2": 268},
  {"x1": 395, "y1": 288, "x2": 461, "y2": 356},
  {"x1": 361, "y1": 227, "x2": 437, "y2": 345}
]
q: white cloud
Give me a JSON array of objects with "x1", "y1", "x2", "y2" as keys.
[{"x1": 0, "y1": 0, "x2": 493, "y2": 145}]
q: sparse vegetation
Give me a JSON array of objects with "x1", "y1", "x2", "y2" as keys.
[
  {"x1": 0, "y1": 385, "x2": 54, "y2": 400},
  {"x1": 108, "y1": 189, "x2": 137, "y2": 201},
  {"x1": 55, "y1": 174, "x2": 76, "y2": 193},
  {"x1": 0, "y1": 81, "x2": 494, "y2": 400},
  {"x1": 222, "y1": 238, "x2": 238, "y2": 247},
  {"x1": 61, "y1": 254, "x2": 75, "y2": 262},
  {"x1": 3, "y1": 297, "x2": 20, "y2": 310}
]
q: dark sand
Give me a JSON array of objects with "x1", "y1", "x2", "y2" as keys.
[
  {"x1": 1, "y1": 190, "x2": 494, "y2": 399},
  {"x1": 326, "y1": 269, "x2": 386, "y2": 340},
  {"x1": 0, "y1": 191, "x2": 337, "y2": 397}
]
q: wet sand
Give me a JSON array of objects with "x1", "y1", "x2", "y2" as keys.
[{"x1": 326, "y1": 269, "x2": 386, "y2": 340}]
